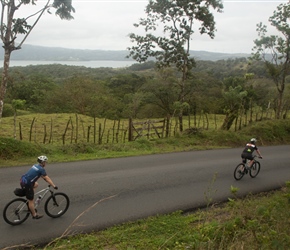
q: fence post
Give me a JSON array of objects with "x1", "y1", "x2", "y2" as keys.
[
  {"x1": 128, "y1": 118, "x2": 133, "y2": 141},
  {"x1": 166, "y1": 116, "x2": 170, "y2": 138},
  {"x1": 94, "y1": 116, "x2": 96, "y2": 144},
  {"x1": 29, "y1": 117, "x2": 36, "y2": 142}
]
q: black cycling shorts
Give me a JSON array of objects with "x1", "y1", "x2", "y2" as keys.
[
  {"x1": 21, "y1": 184, "x2": 34, "y2": 200},
  {"x1": 241, "y1": 152, "x2": 254, "y2": 161}
]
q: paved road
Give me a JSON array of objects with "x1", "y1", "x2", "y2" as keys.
[{"x1": 0, "y1": 145, "x2": 289, "y2": 249}]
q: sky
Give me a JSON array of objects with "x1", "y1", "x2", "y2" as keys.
[{"x1": 14, "y1": 0, "x2": 288, "y2": 54}]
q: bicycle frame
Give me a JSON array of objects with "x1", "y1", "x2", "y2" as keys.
[
  {"x1": 34, "y1": 185, "x2": 54, "y2": 209},
  {"x1": 15, "y1": 185, "x2": 54, "y2": 212}
]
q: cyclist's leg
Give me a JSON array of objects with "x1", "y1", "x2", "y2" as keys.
[
  {"x1": 25, "y1": 184, "x2": 37, "y2": 217},
  {"x1": 248, "y1": 155, "x2": 254, "y2": 168},
  {"x1": 241, "y1": 153, "x2": 248, "y2": 172}
]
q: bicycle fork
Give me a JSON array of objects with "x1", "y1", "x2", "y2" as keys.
[{"x1": 51, "y1": 192, "x2": 59, "y2": 207}]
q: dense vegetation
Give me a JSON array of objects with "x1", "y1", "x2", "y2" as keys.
[{"x1": 2, "y1": 57, "x2": 289, "y2": 133}]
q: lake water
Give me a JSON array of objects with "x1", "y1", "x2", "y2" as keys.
[{"x1": 1, "y1": 60, "x2": 136, "y2": 68}]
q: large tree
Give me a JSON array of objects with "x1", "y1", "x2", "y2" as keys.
[
  {"x1": 252, "y1": 2, "x2": 290, "y2": 119},
  {"x1": 0, "y1": 0, "x2": 75, "y2": 119},
  {"x1": 128, "y1": 0, "x2": 223, "y2": 131}
]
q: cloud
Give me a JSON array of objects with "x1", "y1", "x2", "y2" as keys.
[{"x1": 12, "y1": 0, "x2": 287, "y2": 53}]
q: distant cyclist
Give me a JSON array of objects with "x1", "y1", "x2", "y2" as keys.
[
  {"x1": 241, "y1": 138, "x2": 263, "y2": 169},
  {"x1": 20, "y1": 156, "x2": 58, "y2": 219}
]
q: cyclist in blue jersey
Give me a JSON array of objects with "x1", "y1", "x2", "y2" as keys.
[
  {"x1": 241, "y1": 138, "x2": 263, "y2": 169},
  {"x1": 20, "y1": 156, "x2": 58, "y2": 219}
]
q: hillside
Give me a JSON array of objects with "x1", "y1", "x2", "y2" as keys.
[{"x1": 0, "y1": 44, "x2": 250, "y2": 62}]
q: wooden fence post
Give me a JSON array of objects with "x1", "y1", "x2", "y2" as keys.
[
  {"x1": 62, "y1": 117, "x2": 72, "y2": 145},
  {"x1": 19, "y1": 122, "x2": 22, "y2": 140},
  {"x1": 94, "y1": 116, "x2": 96, "y2": 144},
  {"x1": 49, "y1": 118, "x2": 53, "y2": 144},
  {"x1": 98, "y1": 123, "x2": 102, "y2": 145},
  {"x1": 166, "y1": 116, "x2": 170, "y2": 138},
  {"x1": 87, "y1": 125, "x2": 91, "y2": 142},
  {"x1": 43, "y1": 124, "x2": 47, "y2": 144},
  {"x1": 128, "y1": 118, "x2": 133, "y2": 141}
]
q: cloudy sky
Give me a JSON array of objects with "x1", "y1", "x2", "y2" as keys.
[{"x1": 15, "y1": 0, "x2": 287, "y2": 54}]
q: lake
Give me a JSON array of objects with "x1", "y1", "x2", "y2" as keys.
[{"x1": 1, "y1": 60, "x2": 136, "y2": 68}]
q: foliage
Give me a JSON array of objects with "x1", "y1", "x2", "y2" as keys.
[
  {"x1": 0, "y1": 0, "x2": 75, "y2": 118},
  {"x1": 128, "y1": 0, "x2": 223, "y2": 74},
  {"x1": 2, "y1": 56, "x2": 289, "y2": 121},
  {"x1": 252, "y1": 2, "x2": 290, "y2": 119},
  {"x1": 0, "y1": 137, "x2": 42, "y2": 160},
  {"x1": 128, "y1": 0, "x2": 223, "y2": 132},
  {"x1": 240, "y1": 119, "x2": 290, "y2": 143},
  {"x1": 221, "y1": 85, "x2": 248, "y2": 130}
]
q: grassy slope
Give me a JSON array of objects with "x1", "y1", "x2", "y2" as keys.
[{"x1": 1, "y1": 118, "x2": 290, "y2": 249}]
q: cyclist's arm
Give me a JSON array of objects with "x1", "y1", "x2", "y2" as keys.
[
  {"x1": 42, "y1": 175, "x2": 57, "y2": 189},
  {"x1": 256, "y1": 149, "x2": 262, "y2": 158}
]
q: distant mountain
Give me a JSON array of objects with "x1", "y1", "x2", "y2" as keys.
[{"x1": 0, "y1": 44, "x2": 251, "y2": 62}]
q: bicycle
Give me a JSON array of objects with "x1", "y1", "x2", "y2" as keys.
[
  {"x1": 234, "y1": 155, "x2": 262, "y2": 181},
  {"x1": 3, "y1": 185, "x2": 70, "y2": 226}
]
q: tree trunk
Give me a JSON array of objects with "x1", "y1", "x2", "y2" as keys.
[
  {"x1": 0, "y1": 49, "x2": 12, "y2": 119},
  {"x1": 178, "y1": 113, "x2": 183, "y2": 132},
  {"x1": 275, "y1": 90, "x2": 284, "y2": 119},
  {"x1": 221, "y1": 111, "x2": 238, "y2": 130}
]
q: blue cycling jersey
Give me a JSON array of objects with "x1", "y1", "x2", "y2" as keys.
[{"x1": 20, "y1": 164, "x2": 47, "y2": 186}]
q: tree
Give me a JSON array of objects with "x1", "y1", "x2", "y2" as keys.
[
  {"x1": 128, "y1": 0, "x2": 223, "y2": 131},
  {"x1": 143, "y1": 68, "x2": 181, "y2": 117},
  {"x1": 252, "y1": 2, "x2": 290, "y2": 119},
  {"x1": 0, "y1": 0, "x2": 75, "y2": 119},
  {"x1": 7, "y1": 73, "x2": 58, "y2": 111},
  {"x1": 221, "y1": 84, "x2": 248, "y2": 131}
]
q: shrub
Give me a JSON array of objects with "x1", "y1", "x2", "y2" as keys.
[{"x1": 0, "y1": 137, "x2": 42, "y2": 159}]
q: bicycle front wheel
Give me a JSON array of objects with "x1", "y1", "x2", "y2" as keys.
[
  {"x1": 3, "y1": 198, "x2": 30, "y2": 225},
  {"x1": 250, "y1": 161, "x2": 261, "y2": 178},
  {"x1": 45, "y1": 192, "x2": 70, "y2": 218},
  {"x1": 234, "y1": 163, "x2": 245, "y2": 180}
]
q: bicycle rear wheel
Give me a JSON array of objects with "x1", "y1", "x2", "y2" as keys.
[
  {"x1": 44, "y1": 192, "x2": 70, "y2": 218},
  {"x1": 3, "y1": 198, "x2": 30, "y2": 225},
  {"x1": 250, "y1": 161, "x2": 261, "y2": 178},
  {"x1": 234, "y1": 163, "x2": 245, "y2": 180}
]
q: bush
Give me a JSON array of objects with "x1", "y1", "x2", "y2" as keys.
[
  {"x1": 2, "y1": 103, "x2": 14, "y2": 117},
  {"x1": 0, "y1": 137, "x2": 42, "y2": 159}
]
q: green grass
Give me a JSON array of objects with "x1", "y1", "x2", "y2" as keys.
[
  {"x1": 1, "y1": 115, "x2": 289, "y2": 167},
  {"x1": 1, "y1": 116, "x2": 290, "y2": 249},
  {"x1": 0, "y1": 113, "x2": 229, "y2": 146}
]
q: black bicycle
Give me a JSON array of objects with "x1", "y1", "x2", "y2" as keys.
[
  {"x1": 234, "y1": 155, "x2": 262, "y2": 181},
  {"x1": 3, "y1": 185, "x2": 69, "y2": 226}
]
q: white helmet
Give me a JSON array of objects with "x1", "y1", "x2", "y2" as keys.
[
  {"x1": 250, "y1": 138, "x2": 257, "y2": 143},
  {"x1": 37, "y1": 155, "x2": 48, "y2": 163}
]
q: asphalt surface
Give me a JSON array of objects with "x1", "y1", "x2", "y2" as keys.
[{"x1": 0, "y1": 145, "x2": 289, "y2": 249}]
